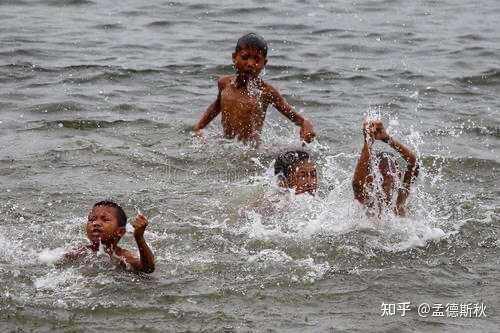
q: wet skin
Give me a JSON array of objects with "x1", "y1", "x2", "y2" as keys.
[
  {"x1": 193, "y1": 47, "x2": 315, "y2": 145},
  {"x1": 285, "y1": 160, "x2": 318, "y2": 195},
  {"x1": 73, "y1": 206, "x2": 155, "y2": 273},
  {"x1": 352, "y1": 121, "x2": 419, "y2": 216}
]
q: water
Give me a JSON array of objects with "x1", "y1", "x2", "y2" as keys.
[{"x1": 1, "y1": 0, "x2": 499, "y2": 332}]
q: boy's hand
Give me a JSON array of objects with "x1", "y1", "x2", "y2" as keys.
[
  {"x1": 300, "y1": 119, "x2": 316, "y2": 143},
  {"x1": 364, "y1": 121, "x2": 389, "y2": 143},
  {"x1": 369, "y1": 121, "x2": 390, "y2": 142},
  {"x1": 192, "y1": 128, "x2": 204, "y2": 138},
  {"x1": 132, "y1": 214, "x2": 148, "y2": 239},
  {"x1": 363, "y1": 122, "x2": 374, "y2": 146}
]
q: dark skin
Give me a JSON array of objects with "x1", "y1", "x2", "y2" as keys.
[
  {"x1": 66, "y1": 206, "x2": 155, "y2": 273},
  {"x1": 352, "y1": 121, "x2": 419, "y2": 216},
  {"x1": 283, "y1": 159, "x2": 318, "y2": 195},
  {"x1": 193, "y1": 47, "x2": 316, "y2": 146}
]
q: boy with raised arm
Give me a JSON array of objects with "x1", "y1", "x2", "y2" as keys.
[
  {"x1": 66, "y1": 201, "x2": 155, "y2": 273},
  {"x1": 352, "y1": 121, "x2": 419, "y2": 216}
]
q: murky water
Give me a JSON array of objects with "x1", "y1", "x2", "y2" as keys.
[{"x1": 1, "y1": 0, "x2": 499, "y2": 332}]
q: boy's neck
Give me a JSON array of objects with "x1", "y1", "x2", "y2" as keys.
[
  {"x1": 89, "y1": 241, "x2": 120, "y2": 254},
  {"x1": 234, "y1": 74, "x2": 261, "y2": 89}
]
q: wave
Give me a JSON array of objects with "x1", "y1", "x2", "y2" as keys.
[
  {"x1": 91, "y1": 23, "x2": 125, "y2": 30},
  {"x1": 221, "y1": 6, "x2": 270, "y2": 15},
  {"x1": 44, "y1": 0, "x2": 95, "y2": 6},
  {"x1": 311, "y1": 28, "x2": 345, "y2": 35},
  {"x1": 457, "y1": 34, "x2": 488, "y2": 42},
  {"x1": 273, "y1": 70, "x2": 340, "y2": 82},
  {"x1": 0, "y1": 48, "x2": 47, "y2": 58},
  {"x1": 22, "y1": 118, "x2": 165, "y2": 131},
  {"x1": 456, "y1": 69, "x2": 500, "y2": 86},
  {"x1": 145, "y1": 20, "x2": 175, "y2": 28},
  {"x1": 421, "y1": 155, "x2": 500, "y2": 172},
  {"x1": 424, "y1": 124, "x2": 500, "y2": 139},
  {"x1": 27, "y1": 101, "x2": 85, "y2": 113},
  {"x1": 0, "y1": 0, "x2": 30, "y2": 6}
]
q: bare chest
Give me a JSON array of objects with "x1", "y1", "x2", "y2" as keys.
[{"x1": 220, "y1": 84, "x2": 267, "y2": 118}]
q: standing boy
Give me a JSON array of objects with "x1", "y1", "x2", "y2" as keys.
[{"x1": 193, "y1": 33, "x2": 316, "y2": 146}]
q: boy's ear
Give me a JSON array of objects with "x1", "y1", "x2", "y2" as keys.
[
  {"x1": 232, "y1": 52, "x2": 237, "y2": 62},
  {"x1": 264, "y1": 58, "x2": 268, "y2": 66},
  {"x1": 117, "y1": 226, "x2": 126, "y2": 238}
]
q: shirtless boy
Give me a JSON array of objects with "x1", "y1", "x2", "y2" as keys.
[
  {"x1": 352, "y1": 121, "x2": 419, "y2": 216},
  {"x1": 193, "y1": 33, "x2": 316, "y2": 146},
  {"x1": 66, "y1": 201, "x2": 155, "y2": 273}
]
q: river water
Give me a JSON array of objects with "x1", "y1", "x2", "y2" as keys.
[{"x1": 0, "y1": 0, "x2": 499, "y2": 332}]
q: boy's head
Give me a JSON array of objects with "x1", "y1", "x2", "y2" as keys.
[
  {"x1": 373, "y1": 151, "x2": 401, "y2": 200},
  {"x1": 86, "y1": 200, "x2": 127, "y2": 246},
  {"x1": 275, "y1": 151, "x2": 317, "y2": 195},
  {"x1": 235, "y1": 33, "x2": 268, "y2": 57},
  {"x1": 232, "y1": 33, "x2": 268, "y2": 80}
]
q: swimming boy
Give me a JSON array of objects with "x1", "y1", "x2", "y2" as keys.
[
  {"x1": 66, "y1": 201, "x2": 155, "y2": 273},
  {"x1": 352, "y1": 121, "x2": 419, "y2": 216},
  {"x1": 193, "y1": 33, "x2": 316, "y2": 146},
  {"x1": 275, "y1": 150, "x2": 317, "y2": 195}
]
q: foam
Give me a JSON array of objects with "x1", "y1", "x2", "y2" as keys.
[{"x1": 38, "y1": 247, "x2": 66, "y2": 265}]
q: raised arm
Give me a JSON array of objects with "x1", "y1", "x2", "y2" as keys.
[
  {"x1": 193, "y1": 79, "x2": 224, "y2": 135},
  {"x1": 387, "y1": 136, "x2": 419, "y2": 215},
  {"x1": 264, "y1": 84, "x2": 316, "y2": 143},
  {"x1": 125, "y1": 214, "x2": 155, "y2": 273},
  {"x1": 352, "y1": 123, "x2": 373, "y2": 204},
  {"x1": 368, "y1": 121, "x2": 419, "y2": 215}
]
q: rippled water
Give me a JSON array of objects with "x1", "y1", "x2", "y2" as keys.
[{"x1": 1, "y1": 0, "x2": 499, "y2": 332}]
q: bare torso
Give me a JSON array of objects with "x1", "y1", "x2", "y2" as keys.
[{"x1": 219, "y1": 75, "x2": 269, "y2": 143}]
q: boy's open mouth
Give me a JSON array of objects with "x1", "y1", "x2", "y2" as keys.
[{"x1": 90, "y1": 228, "x2": 102, "y2": 236}]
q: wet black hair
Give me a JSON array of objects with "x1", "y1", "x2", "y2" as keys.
[
  {"x1": 274, "y1": 150, "x2": 310, "y2": 179},
  {"x1": 93, "y1": 200, "x2": 127, "y2": 227},
  {"x1": 235, "y1": 33, "x2": 268, "y2": 57}
]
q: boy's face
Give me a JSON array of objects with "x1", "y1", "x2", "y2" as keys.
[
  {"x1": 232, "y1": 47, "x2": 267, "y2": 80},
  {"x1": 86, "y1": 206, "x2": 125, "y2": 246},
  {"x1": 286, "y1": 160, "x2": 318, "y2": 195}
]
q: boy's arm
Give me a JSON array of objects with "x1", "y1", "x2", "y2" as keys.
[
  {"x1": 265, "y1": 84, "x2": 316, "y2": 143},
  {"x1": 126, "y1": 214, "x2": 155, "y2": 273},
  {"x1": 370, "y1": 121, "x2": 419, "y2": 215},
  {"x1": 193, "y1": 79, "x2": 224, "y2": 135},
  {"x1": 352, "y1": 123, "x2": 372, "y2": 204},
  {"x1": 387, "y1": 137, "x2": 419, "y2": 215},
  {"x1": 63, "y1": 246, "x2": 91, "y2": 262}
]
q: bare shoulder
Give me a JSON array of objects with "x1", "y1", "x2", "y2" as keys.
[
  {"x1": 218, "y1": 75, "x2": 234, "y2": 89},
  {"x1": 261, "y1": 80, "x2": 284, "y2": 102},
  {"x1": 116, "y1": 247, "x2": 138, "y2": 261}
]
